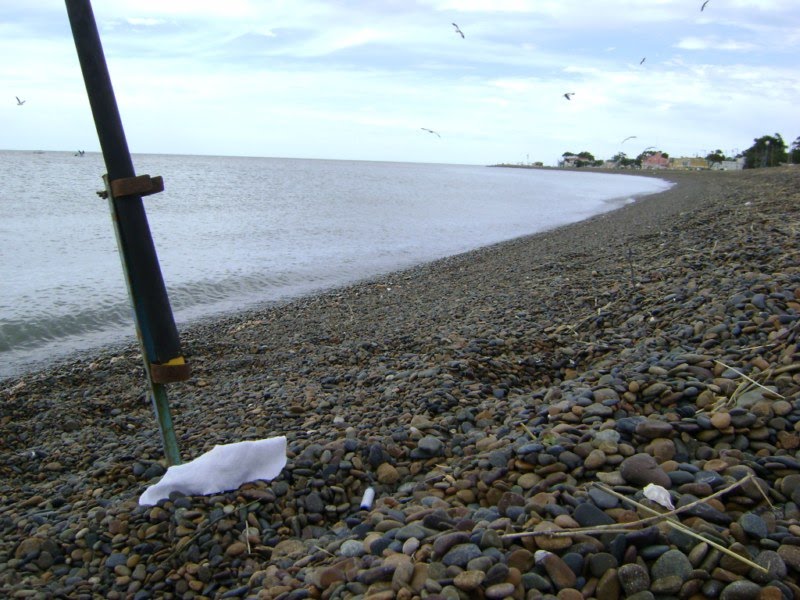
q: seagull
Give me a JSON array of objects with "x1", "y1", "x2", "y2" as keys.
[
  {"x1": 452, "y1": 23, "x2": 464, "y2": 38},
  {"x1": 15, "y1": 96, "x2": 25, "y2": 105},
  {"x1": 640, "y1": 57, "x2": 646, "y2": 65},
  {"x1": 701, "y1": 0, "x2": 709, "y2": 11},
  {"x1": 563, "y1": 92, "x2": 575, "y2": 100},
  {"x1": 621, "y1": 136, "x2": 637, "y2": 144},
  {"x1": 421, "y1": 128, "x2": 441, "y2": 138}
]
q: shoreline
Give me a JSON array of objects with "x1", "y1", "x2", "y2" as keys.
[
  {"x1": 0, "y1": 167, "x2": 670, "y2": 384},
  {"x1": 2, "y1": 167, "x2": 800, "y2": 597},
  {"x1": 0, "y1": 165, "x2": 669, "y2": 384}
]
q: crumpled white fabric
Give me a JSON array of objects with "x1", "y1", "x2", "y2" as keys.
[{"x1": 139, "y1": 436, "x2": 287, "y2": 506}]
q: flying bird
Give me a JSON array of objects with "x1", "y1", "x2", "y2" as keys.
[
  {"x1": 15, "y1": 96, "x2": 25, "y2": 105},
  {"x1": 621, "y1": 136, "x2": 637, "y2": 144},
  {"x1": 640, "y1": 57, "x2": 646, "y2": 65},
  {"x1": 421, "y1": 128, "x2": 440, "y2": 138},
  {"x1": 452, "y1": 23, "x2": 464, "y2": 38},
  {"x1": 701, "y1": 0, "x2": 709, "y2": 11},
  {"x1": 563, "y1": 92, "x2": 575, "y2": 100}
]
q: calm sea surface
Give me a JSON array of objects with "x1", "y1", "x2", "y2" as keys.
[{"x1": 0, "y1": 151, "x2": 671, "y2": 379}]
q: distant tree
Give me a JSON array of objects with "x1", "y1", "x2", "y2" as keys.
[
  {"x1": 636, "y1": 149, "x2": 668, "y2": 166},
  {"x1": 705, "y1": 149, "x2": 726, "y2": 164},
  {"x1": 743, "y1": 134, "x2": 788, "y2": 168},
  {"x1": 791, "y1": 137, "x2": 800, "y2": 164},
  {"x1": 572, "y1": 150, "x2": 596, "y2": 167},
  {"x1": 611, "y1": 152, "x2": 637, "y2": 168}
]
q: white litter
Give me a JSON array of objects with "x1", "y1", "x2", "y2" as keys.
[
  {"x1": 643, "y1": 483, "x2": 675, "y2": 510},
  {"x1": 139, "y1": 436, "x2": 287, "y2": 506},
  {"x1": 360, "y1": 487, "x2": 376, "y2": 510}
]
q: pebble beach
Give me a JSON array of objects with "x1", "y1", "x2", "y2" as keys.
[{"x1": 2, "y1": 166, "x2": 800, "y2": 599}]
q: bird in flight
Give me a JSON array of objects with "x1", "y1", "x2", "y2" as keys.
[
  {"x1": 15, "y1": 96, "x2": 25, "y2": 105},
  {"x1": 640, "y1": 57, "x2": 646, "y2": 65},
  {"x1": 621, "y1": 136, "x2": 637, "y2": 144},
  {"x1": 452, "y1": 23, "x2": 464, "y2": 38},
  {"x1": 701, "y1": 0, "x2": 709, "y2": 11},
  {"x1": 421, "y1": 128, "x2": 441, "y2": 138},
  {"x1": 563, "y1": 92, "x2": 575, "y2": 100}
]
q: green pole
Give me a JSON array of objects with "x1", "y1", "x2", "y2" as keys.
[{"x1": 68, "y1": 0, "x2": 188, "y2": 465}]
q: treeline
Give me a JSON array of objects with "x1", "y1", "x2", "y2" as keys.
[{"x1": 562, "y1": 133, "x2": 800, "y2": 169}]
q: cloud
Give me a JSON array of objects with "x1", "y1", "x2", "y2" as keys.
[
  {"x1": 126, "y1": 17, "x2": 165, "y2": 27},
  {"x1": 675, "y1": 36, "x2": 757, "y2": 51},
  {"x1": 2, "y1": 0, "x2": 798, "y2": 165}
]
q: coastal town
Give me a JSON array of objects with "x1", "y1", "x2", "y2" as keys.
[{"x1": 542, "y1": 133, "x2": 800, "y2": 171}]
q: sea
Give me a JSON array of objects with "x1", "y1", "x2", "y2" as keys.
[{"x1": 0, "y1": 150, "x2": 671, "y2": 379}]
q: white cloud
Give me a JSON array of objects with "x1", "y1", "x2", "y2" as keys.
[
  {"x1": 1, "y1": 0, "x2": 797, "y2": 164},
  {"x1": 675, "y1": 36, "x2": 757, "y2": 51},
  {"x1": 125, "y1": 17, "x2": 165, "y2": 27}
]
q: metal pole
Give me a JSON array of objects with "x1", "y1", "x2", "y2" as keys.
[{"x1": 66, "y1": 0, "x2": 186, "y2": 465}]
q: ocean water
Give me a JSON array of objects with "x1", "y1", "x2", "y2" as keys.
[{"x1": 0, "y1": 151, "x2": 671, "y2": 379}]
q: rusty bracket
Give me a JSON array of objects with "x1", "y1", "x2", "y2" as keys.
[
  {"x1": 97, "y1": 174, "x2": 164, "y2": 199},
  {"x1": 150, "y1": 357, "x2": 192, "y2": 384}
]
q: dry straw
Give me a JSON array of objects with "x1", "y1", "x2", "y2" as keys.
[{"x1": 502, "y1": 473, "x2": 768, "y2": 574}]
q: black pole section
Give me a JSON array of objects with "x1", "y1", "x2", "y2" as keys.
[
  {"x1": 66, "y1": 0, "x2": 186, "y2": 464},
  {"x1": 65, "y1": 0, "x2": 181, "y2": 364}
]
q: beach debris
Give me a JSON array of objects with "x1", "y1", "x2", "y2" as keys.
[
  {"x1": 643, "y1": 482, "x2": 674, "y2": 509},
  {"x1": 139, "y1": 436, "x2": 287, "y2": 505},
  {"x1": 360, "y1": 486, "x2": 376, "y2": 510}
]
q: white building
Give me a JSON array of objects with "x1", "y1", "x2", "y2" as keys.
[{"x1": 710, "y1": 158, "x2": 745, "y2": 171}]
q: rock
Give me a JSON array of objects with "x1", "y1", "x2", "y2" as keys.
[
  {"x1": 377, "y1": 462, "x2": 400, "y2": 484},
  {"x1": 619, "y1": 453, "x2": 672, "y2": 488},
  {"x1": 650, "y1": 549, "x2": 693, "y2": 581},
  {"x1": 453, "y1": 570, "x2": 485, "y2": 591},
  {"x1": 719, "y1": 580, "x2": 762, "y2": 600},
  {"x1": 617, "y1": 563, "x2": 650, "y2": 595}
]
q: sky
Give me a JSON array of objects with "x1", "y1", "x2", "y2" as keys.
[{"x1": 2, "y1": 0, "x2": 798, "y2": 166}]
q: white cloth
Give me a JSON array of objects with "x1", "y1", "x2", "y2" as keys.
[{"x1": 139, "y1": 436, "x2": 287, "y2": 506}]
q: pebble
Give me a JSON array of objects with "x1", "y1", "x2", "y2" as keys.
[{"x1": 2, "y1": 169, "x2": 800, "y2": 598}]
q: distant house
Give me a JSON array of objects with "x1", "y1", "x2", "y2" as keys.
[
  {"x1": 710, "y1": 158, "x2": 745, "y2": 171},
  {"x1": 642, "y1": 152, "x2": 670, "y2": 169},
  {"x1": 559, "y1": 154, "x2": 580, "y2": 168},
  {"x1": 670, "y1": 157, "x2": 710, "y2": 170}
]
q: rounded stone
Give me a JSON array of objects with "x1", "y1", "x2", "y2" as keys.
[
  {"x1": 650, "y1": 549, "x2": 693, "y2": 581},
  {"x1": 617, "y1": 563, "x2": 650, "y2": 595},
  {"x1": 619, "y1": 453, "x2": 672, "y2": 488},
  {"x1": 485, "y1": 582, "x2": 516, "y2": 599},
  {"x1": 442, "y1": 543, "x2": 483, "y2": 568},
  {"x1": 719, "y1": 580, "x2": 762, "y2": 600},
  {"x1": 453, "y1": 570, "x2": 485, "y2": 591}
]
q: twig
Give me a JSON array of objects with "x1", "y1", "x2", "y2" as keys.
[
  {"x1": 502, "y1": 474, "x2": 752, "y2": 541},
  {"x1": 519, "y1": 422, "x2": 536, "y2": 440},
  {"x1": 714, "y1": 359, "x2": 785, "y2": 399},
  {"x1": 596, "y1": 481, "x2": 768, "y2": 574},
  {"x1": 241, "y1": 506, "x2": 251, "y2": 554}
]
